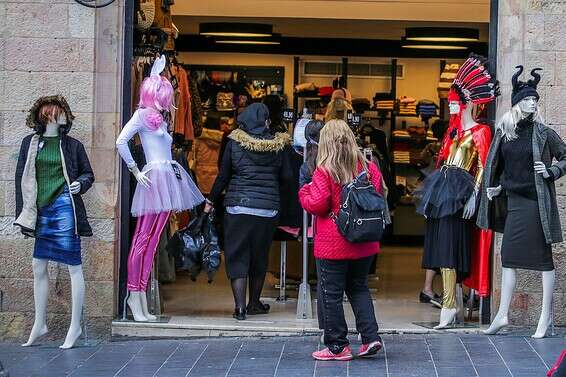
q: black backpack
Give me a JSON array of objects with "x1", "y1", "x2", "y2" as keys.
[{"x1": 332, "y1": 170, "x2": 386, "y2": 243}]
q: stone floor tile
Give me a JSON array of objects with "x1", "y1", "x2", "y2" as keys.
[{"x1": 436, "y1": 366, "x2": 478, "y2": 377}]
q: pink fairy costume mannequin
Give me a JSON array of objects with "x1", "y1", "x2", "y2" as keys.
[{"x1": 116, "y1": 56, "x2": 204, "y2": 322}]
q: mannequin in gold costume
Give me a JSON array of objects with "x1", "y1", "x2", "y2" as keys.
[{"x1": 418, "y1": 54, "x2": 497, "y2": 329}]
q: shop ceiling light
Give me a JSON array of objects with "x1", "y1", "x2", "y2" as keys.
[
  {"x1": 215, "y1": 33, "x2": 281, "y2": 45},
  {"x1": 199, "y1": 22, "x2": 273, "y2": 38},
  {"x1": 405, "y1": 27, "x2": 479, "y2": 42},
  {"x1": 401, "y1": 38, "x2": 468, "y2": 50}
]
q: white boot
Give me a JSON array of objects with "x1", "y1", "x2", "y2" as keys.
[
  {"x1": 532, "y1": 270, "x2": 555, "y2": 339},
  {"x1": 127, "y1": 291, "x2": 148, "y2": 322},
  {"x1": 434, "y1": 308, "x2": 458, "y2": 329},
  {"x1": 140, "y1": 291, "x2": 157, "y2": 321}
]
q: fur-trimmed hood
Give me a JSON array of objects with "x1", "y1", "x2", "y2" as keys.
[
  {"x1": 229, "y1": 128, "x2": 291, "y2": 153},
  {"x1": 26, "y1": 95, "x2": 75, "y2": 133}
]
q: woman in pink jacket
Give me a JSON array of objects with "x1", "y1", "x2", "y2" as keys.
[{"x1": 299, "y1": 119, "x2": 382, "y2": 361}]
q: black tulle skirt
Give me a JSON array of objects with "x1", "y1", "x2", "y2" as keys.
[
  {"x1": 418, "y1": 166, "x2": 473, "y2": 280},
  {"x1": 416, "y1": 166, "x2": 475, "y2": 219}
]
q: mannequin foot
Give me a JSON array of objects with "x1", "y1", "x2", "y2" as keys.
[
  {"x1": 139, "y1": 292, "x2": 157, "y2": 321},
  {"x1": 434, "y1": 308, "x2": 458, "y2": 330},
  {"x1": 127, "y1": 292, "x2": 148, "y2": 322},
  {"x1": 483, "y1": 316, "x2": 508, "y2": 335},
  {"x1": 532, "y1": 319, "x2": 550, "y2": 339},
  {"x1": 60, "y1": 327, "x2": 82, "y2": 349},
  {"x1": 21, "y1": 324, "x2": 48, "y2": 347}
]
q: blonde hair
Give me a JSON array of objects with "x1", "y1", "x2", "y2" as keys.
[
  {"x1": 497, "y1": 103, "x2": 544, "y2": 141},
  {"x1": 317, "y1": 119, "x2": 367, "y2": 185},
  {"x1": 325, "y1": 98, "x2": 353, "y2": 122}
]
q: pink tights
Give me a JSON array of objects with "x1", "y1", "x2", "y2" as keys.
[{"x1": 127, "y1": 212, "x2": 170, "y2": 291}]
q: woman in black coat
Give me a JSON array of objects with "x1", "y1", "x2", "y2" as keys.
[{"x1": 205, "y1": 103, "x2": 292, "y2": 320}]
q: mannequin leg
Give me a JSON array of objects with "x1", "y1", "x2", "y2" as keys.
[
  {"x1": 484, "y1": 267, "x2": 516, "y2": 335},
  {"x1": 434, "y1": 268, "x2": 458, "y2": 329},
  {"x1": 22, "y1": 259, "x2": 49, "y2": 347},
  {"x1": 139, "y1": 292, "x2": 157, "y2": 321},
  {"x1": 60, "y1": 265, "x2": 85, "y2": 349},
  {"x1": 532, "y1": 269, "x2": 555, "y2": 339},
  {"x1": 138, "y1": 212, "x2": 170, "y2": 320},
  {"x1": 126, "y1": 213, "x2": 163, "y2": 322}
]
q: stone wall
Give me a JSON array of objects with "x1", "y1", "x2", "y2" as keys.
[
  {"x1": 496, "y1": 0, "x2": 566, "y2": 326},
  {"x1": 0, "y1": 0, "x2": 123, "y2": 341}
]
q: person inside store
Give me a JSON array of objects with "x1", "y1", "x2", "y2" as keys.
[
  {"x1": 325, "y1": 88, "x2": 353, "y2": 122},
  {"x1": 299, "y1": 119, "x2": 382, "y2": 361},
  {"x1": 478, "y1": 66, "x2": 566, "y2": 338},
  {"x1": 418, "y1": 119, "x2": 448, "y2": 308},
  {"x1": 15, "y1": 95, "x2": 94, "y2": 349},
  {"x1": 263, "y1": 94, "x2": 286, "y2": 133},
  {"x1": 204, "y1": 102, "x2": 293, "y2": 320}
]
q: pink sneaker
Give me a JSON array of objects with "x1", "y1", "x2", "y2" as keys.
[
  {"x1": 357, "y1": 340, "x2": 382, "y2": 358},
  {"x1": 312, "y1": 346, "x2": 353, "y2": 361}
]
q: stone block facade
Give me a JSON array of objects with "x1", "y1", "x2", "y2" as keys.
[
  {"x1": 0, "y1": 0, "x2": 123, "y2": 341},
  {"x1": 496, "y1": 0, "x2": 566, "y2": 326}
]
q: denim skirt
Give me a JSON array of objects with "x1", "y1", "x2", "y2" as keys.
[{"x1": 33, "y1": 187, "x2": 81, "y2": 266}]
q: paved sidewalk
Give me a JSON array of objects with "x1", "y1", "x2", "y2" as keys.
[{"x1": 1, "y1": 334, "x2": 564, "y2": 377}]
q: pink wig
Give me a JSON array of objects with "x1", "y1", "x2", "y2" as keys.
[{"x1": 138, "y1": 75, "x2": 174, "y2": 129}]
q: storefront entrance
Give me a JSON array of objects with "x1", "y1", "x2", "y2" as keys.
[{"x1": 114, "y1": 0, "x2": 496, "y2": 338}]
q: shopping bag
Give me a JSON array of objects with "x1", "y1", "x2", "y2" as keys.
[
  {"x1": 202, "y1": 213, "x2": 222, "y2": 283},
  {"x1": 168, "y1": 212, "x2": 206, "y2": 281}
]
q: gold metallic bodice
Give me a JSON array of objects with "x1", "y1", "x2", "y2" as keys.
[{"x1": 443, "y1": 130, "x2": 483, "y2": 188}]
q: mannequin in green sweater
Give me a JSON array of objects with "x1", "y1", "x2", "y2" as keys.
[{"x1": 22, "y1": 111, "x2": 85, "y2": 349}]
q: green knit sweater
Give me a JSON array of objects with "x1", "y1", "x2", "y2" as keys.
[{"x1": 36, "y1": 137, "x2": 66, "y2": 208}]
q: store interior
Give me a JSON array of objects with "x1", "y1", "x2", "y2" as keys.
[{"x1": 119, "y1": 0, "x2": 491, "y2": 333}]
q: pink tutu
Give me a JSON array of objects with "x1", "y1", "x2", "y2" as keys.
[{"x1": 131, "y1": 160, "x2": 204, "y2": 217}]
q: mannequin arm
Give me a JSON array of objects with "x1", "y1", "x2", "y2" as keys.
[{"x1": 116, "y1": 111, "x2": 143, "y2": 169}]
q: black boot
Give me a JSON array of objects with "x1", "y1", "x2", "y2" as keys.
[
  {"x1": 247, "y1": 273, "x2": 270, "y2": 315},
  {"x1": 233, "y1": 308, "x2": 246, "y2": 320}
]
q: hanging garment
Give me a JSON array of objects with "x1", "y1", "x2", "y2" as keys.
[
  {"x1": 194, "y1": 128, "x2": 224, "y2": 194},
  {"x1": 189, "y1": 72, "x2": 204, "y2": 138},
  {"x1": 173, "y1": 66, "x2": 195, "y2": 143}
]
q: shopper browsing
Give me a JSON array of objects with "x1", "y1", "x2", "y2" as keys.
[
  {"x1": 299, "y1": 119, "x2": 383, "y2": 361},
  {"x1": 205, "y1": 103, "x2": 293, "y2": 321}
]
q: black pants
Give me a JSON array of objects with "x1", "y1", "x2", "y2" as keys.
[
  {"x1": 223, "y1": 213, "x2": 278, "y2": 279},
  {"x1": 317, "y1": 256, "x2": 380, "y2": 353}
]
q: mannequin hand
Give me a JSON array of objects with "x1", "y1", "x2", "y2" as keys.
[
  {"x1": 534, "y1": 161, "x2": 551, "y2": 178},
  {"x1": 487, "y1": 185, "x2": 502, "y2": 201},
  {"x1": 69, "y1": 181, "x2": 81, "y2": 195},
  {"x1": 130, "y1": 166, "x2": 152, "y2": 188},
  {"x1": 463, "y1": 191, "x2": 477, "y2": 220}
]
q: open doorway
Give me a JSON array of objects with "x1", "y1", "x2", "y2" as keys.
[{"x1": 115, "y1": 0, "x2": 495, "y2": 336}]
